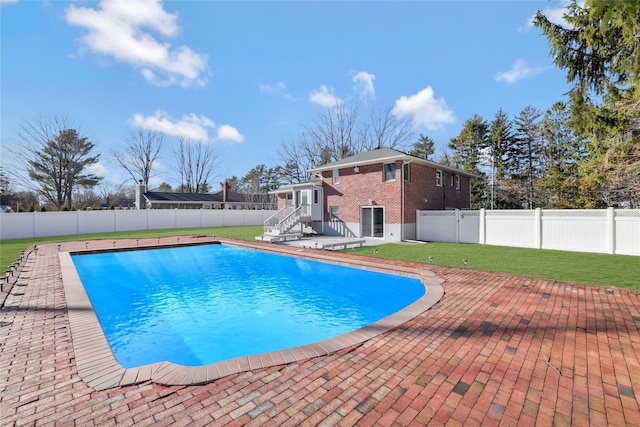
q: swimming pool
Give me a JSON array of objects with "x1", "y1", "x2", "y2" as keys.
[{"x1": 71, "y1": 243, "x2": 426, "y2": 368}]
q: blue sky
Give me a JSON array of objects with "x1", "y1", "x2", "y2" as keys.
[{"x1": 1, "y1": 0, "x2": 573, "y2": 191}]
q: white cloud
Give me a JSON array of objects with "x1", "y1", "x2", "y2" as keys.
[
  {"x1": 86, "y1": 161, "x2": 109, "y2": 176},
  {"x1": 495, "y1": 59, "x2": 545, "y2": 84},
  {"x1": 308, "y1": 85, "x2": 344, "y2": 108},
  {"x1": 392, "y1": 86, "x2": 455, "y2": 131},
  {"x1": 259, "y1": 81, "x2": 292, "y2": 99},
  {"x1": 0, "y1": 0, "x2": 19, "y2": 6},
  {"x1": 65, "y1": 0, "x2": 208, "y2": 87},
  {"x1": 352, "y1": 71, "x2": 376, "y2": 101},
  {"x1": 129, "y1": 110, "x2": 243, "y2": 143},
  {"x1": 522, "y1": 0, "x2": 582, "y2": 31},
  {"x1": 215, "y1": 125, "x2": 245, "y2": 143}
]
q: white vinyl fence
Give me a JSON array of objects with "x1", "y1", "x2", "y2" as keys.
[
  {"x1": 0, "y1": 209, "x2": 277, "y2": 240},
  {"x1": 416, "y1": 208, "x2": 640, "y2": 256}
]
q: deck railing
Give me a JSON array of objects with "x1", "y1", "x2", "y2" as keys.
[{"x1": 263, "y1": 205, "x2": 311, "y2": 234}]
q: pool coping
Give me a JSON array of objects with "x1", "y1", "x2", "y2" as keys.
[{"x1": 59, "y1": 238, "x2": 445, "y2": 391}]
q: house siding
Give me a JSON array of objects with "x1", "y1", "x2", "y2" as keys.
[
  {"x1": 322, "y1": 162, "x2": 403, "y2": 224},
  {"x1": 404, "y1": 163, "x2": 471, "y2": 223},
  {"x1": 321, "y1": 161, "x2": 471, "y2": 238}
]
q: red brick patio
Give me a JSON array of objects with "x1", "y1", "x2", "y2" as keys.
[{"x1": 1, "y1": 237, "x2": 639, "y2": 426}]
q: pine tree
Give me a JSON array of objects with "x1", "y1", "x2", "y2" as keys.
[
  {"x1": 487, "y1": 109, "x2": 516, "y2": 208},
  {"x1": 511, "y1": 106, "x2": 543, "y2": 208},
  {"x1": 448, "y1": 115, "x2": 489, "y2": 209},
  {"x1": 535, "y1": 1, "x2": 640, "y2": 207},
  {"x1": 27, "y1": 128, "x2": 101, "y2": 209}
]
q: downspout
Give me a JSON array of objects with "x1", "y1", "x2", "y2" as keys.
[
  {"x1": 320, "y1": 181, "x2": 325, "y2": 235},
  {"x1": 401, "y1": 160, "x2": 412, "y2": 242}
]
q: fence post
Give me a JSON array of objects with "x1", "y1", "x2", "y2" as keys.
[
  {"x1": 534, "y1": 208, "x2": 542, "y2": 249},
  {"x1": 479, "y1": 208, "x2": 486, "y2": 245},
  {"x1": 607, "y1": 207, "x2": 615, "y2": 254},
  {"x1": 455, "y1": 209, "x2": 460, "y2": 243}
]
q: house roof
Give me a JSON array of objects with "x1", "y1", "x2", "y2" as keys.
[
  {"x1": 143, "y1": 191, "x2": 247, "y2": 204},
  {"x1": 308, "y1": 147, "x2": 477, "y2": 178},
  {"x1": 269, "y1": 180, "x2": 323, "y2": 195}
]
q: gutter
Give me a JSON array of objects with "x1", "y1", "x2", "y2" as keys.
[{"x1": 401, "y1": 159, "x2": 412, "y2": 242}]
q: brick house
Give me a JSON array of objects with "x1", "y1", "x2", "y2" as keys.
[{"x1": 268, "y1": 147, "x2": 475, "y2": 242}]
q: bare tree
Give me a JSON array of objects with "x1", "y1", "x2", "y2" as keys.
[
  {"x1": 278, "y1": 101, "x2": 414, "y2": 179},
  {"x1": 364, "y1": 106, "x2": 414, "y2": 151},
  {"x1": 174, "y1": 136, "x2": 219, "y2": 193},
  {"x1": 8, "y1": 114, "x2": 101, "y2": 208},
  {"x1": 6, "y1": 113, "x2": 71, "y2": 190},
  {"x1": 301, "y1": 101, "x2": 363, "y2": 166},
  {"x1": 113, "y1": 130, "x2": 164, "y2": 187}
]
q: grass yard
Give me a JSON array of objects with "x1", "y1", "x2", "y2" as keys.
[
  {"x1": 1, "y1": 226, "x2": 638, "y2": 290},
  {"x1": 350, "y1": 242, "x2": 640, "y2": 290},
  {"x1": 0, "y1": 225, "x2": 263, "y2": 274}
]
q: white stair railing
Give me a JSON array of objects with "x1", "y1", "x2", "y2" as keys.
[{"x1": 263, "y1": 205, "x2": 311, "y2": 235}]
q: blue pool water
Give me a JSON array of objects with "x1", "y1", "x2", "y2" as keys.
[{"x1": 71, "y1": 244, "x2": 425, "y2": 368}]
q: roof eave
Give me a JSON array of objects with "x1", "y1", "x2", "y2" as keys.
[{"x1": 309, "y1": 154, "x2": 407, "y2": 173}]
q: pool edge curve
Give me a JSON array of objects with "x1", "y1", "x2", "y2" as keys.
[{"x1": 60, "y1": 239, "x2": 444, "y2": 391}]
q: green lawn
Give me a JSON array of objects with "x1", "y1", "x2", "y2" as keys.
[
  {"x1": 1, "y1": 226, "x2": 638, "y2": 290},
  {"x1": 0, "y1": 225, "x2": 262, "y2": 274},
  {"x1": 350, "y1": 242, "x2": 639, "y2": 290}
]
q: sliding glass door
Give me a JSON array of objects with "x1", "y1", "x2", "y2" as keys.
[{"x1": 361, "y1": 206, "x2": 384, "y2": 238}]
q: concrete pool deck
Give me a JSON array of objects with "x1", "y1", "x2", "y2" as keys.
[{"x1": 1, "y1": 236, "x2": 639, "y2": 426}]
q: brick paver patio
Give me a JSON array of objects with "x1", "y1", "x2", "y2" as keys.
[{"x1": 1, "y1": 237, "x2": 639, "y2": 426}]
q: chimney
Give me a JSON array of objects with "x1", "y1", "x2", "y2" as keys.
[
  {"x1": 223, "y1": 180, "x2": 229, "y2": 203},
  {"x1": 135, "y1": 180, "x2": 147, "y2": 209}
]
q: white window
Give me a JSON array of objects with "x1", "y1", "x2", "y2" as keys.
[
  {"x1": 383, "y1": 163, "x2": 396, "y2": 182},
  {"x1": 455, "y1": 175, "x2": 460, "y2": 190},
  {"x1": 313, "y1": 189, "x2": 319, "y2": 204},
  {"x1": 403, "y1": 163, "x2": 410, "y2": 181},
  {"x1": 330, "y1": 206, "x2": 339, "y2": 220},
  {"x1": 332, "y1": 169, "x2": 339, "y2": 184},
  {"x1": 436, "y1": 170, "x2": 443, "y2": 187}
]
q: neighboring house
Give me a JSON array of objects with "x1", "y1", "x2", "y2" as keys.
[
  {"x1": 268, "y1": 147, "x2": 475, "y2": 242},
  {"x1": 100, "y1": 198, "x2": 135, "y2": 209},
  {"x1": 134, "y1": 181, "x2": 276, "y2": 210}
]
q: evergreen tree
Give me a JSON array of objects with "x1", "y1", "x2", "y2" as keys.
[
  {"x1": 487, "y1": 109, "x2": 516, "y2": 208},
  {"x1": 410, "y1": 134, "x2": 436, "y2": 160},
  {"x1": 511, "y1": 106, "x2": 543, "y2": 208},
  {"x1": 535, "y1": 1, "x2": 640, "y2": 207},
  {"x1": 448, "y1": 115, "x2": 489, "y2": 209},
  {"x1": 537, "y1": 102, "x2": 594, "y2": 208},
  {"x1": 28, "y1": 128, "x2": 101, "y2": 209}
]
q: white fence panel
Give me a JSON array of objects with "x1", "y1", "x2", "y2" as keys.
[
  {"x1": 459, "y1": 211, "x2": 480, "y2": 243},
  {"x1": 541, "y1": 210, "x2": 608, "y2": 253},
  {"x1": 147, "y1": 209, "x2": 178, "y2": 230},
  {"x1": 615, "y1": 210, "x2": 640, "y2": 256},
  {"x1": 223, "y1": 210, "x2": 249, "y2": 226},
  {"x1": 0, "y1": 212, "x2": 34, "y2": 239},
  {"x1": 485, "y1": 210, "x2": 537, "y2": 248},
  {"x1": 417, "y1": 211, "x2": 457, "y2": 242},
  {"x1": 416, "y1": 208, "x2": 640, "y2": 256},
  {"x1": 78, "y1": 210, "x2": 116, "y2": 234},
  {"x1": 176, "y1": 209, "x2": 204, "y2": 228},
  {"x1": 416, "y1": 210, "x2": 480, "y2": 243},
  {"x1": 202, "y1": 210, "x2": 225, "y2": 227},
  {"x1": 115, "y1": 210, "x2": 149, "y2": 231},
  {"x1": 0, "y1": 209, "x2": 277, "y2": 240},
  {"x1": 36, "y1": 211, "x2": 79, "y2": 237}
]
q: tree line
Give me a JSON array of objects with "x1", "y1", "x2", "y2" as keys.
[{"x1": 2, "y1": 1, "x2": 637, "y2": 211}]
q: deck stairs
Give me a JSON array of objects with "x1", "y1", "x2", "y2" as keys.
[{"x1": 259, "y1": 205, "x2": 312, "y2": 240}]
